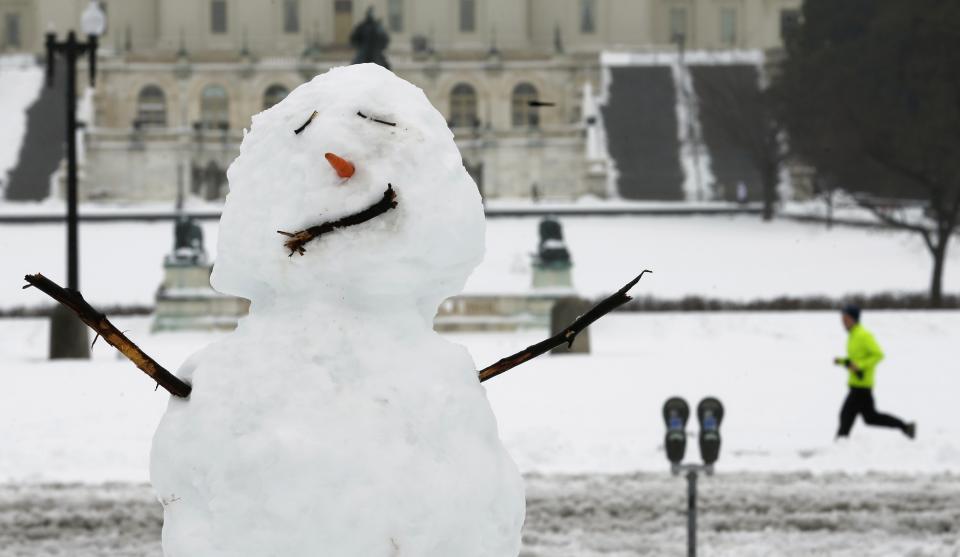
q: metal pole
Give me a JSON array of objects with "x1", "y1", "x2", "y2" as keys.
[
  {"x1": 46, "y1": 30, "x2": 94, "y2": 359},
  {"x1": 686, "y1": 468, "x2": 697, "y2": 557},
  {"x1": 65, "y1": 31, "x2": 79, "y2": 290}
]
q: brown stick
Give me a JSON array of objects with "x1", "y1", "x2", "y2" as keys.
[
  {"x1": 293, "y1": 110, "x2": 318, "y2": 135},
  {"x1": 277, "y1": 184, "x2": 398, "y2": 256},
  {"x1": 477, "y1": 271, "x2": 652, "y2": 383},
  {"x1": 22, "y1": 273, "x2": 192, "y2": 398}
]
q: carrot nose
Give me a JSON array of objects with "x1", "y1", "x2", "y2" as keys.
[{"x1": 325, "y1": 152, "x2": 355, "y2": 179}]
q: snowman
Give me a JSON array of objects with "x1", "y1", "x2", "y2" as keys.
[{"x1": 150, "y1": 64, "x2": 525, "y2": 556}]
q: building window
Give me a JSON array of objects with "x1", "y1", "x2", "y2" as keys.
[
  {"x1": 4, "y1": 13, "x2": 21, "y2": 48},
  {"x1": 580, "y1": 0, "x2": 596, "y2": 34},
  {"x1": 388, "y1": 0, "x2": 403, "y2": 33},
  {"x1": 136, "y1": 85, "x2": 167, "y2": 127},
  {"x1": 449, "y1": 83, "x2": 477, "y2": 128},
  {"x1": 334, "y1": 0, "x2": 352, "y2": 44},
  {"x1": 211, "y1": 0, "x2": 227, "y2": 34},
  {"x1": 283, "y1": 0, "x2": 299, "y2": 33},
  {"x1": 459, "y1": 0, "x2": 475, "y2": 33},
  {"x1": 669, "y1": 7, "x2": 687, "y2": 43},
  {"x1": 511, "y1": 83, "x2": 540, "y2": 127},
  {"x1": 263, "y1": 84, "x2": 289, "y2": 110},
  {"x1": 200, "y1": 85, "x2": 229, "y2": 129},
  {"x1": 720, "y1": 7, "x2": 737, "y2": 47},
  {"x1": 780, "y1": 9, "x2": 801, "y2": 41}
]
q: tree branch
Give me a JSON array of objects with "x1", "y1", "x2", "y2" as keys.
[
  {"x1": 277, "y1": 184, "x2": 398, "y2": 256},
  {"x1": 856, "y1": 197, "x2": 935, "y2": 250},
  {"x1": 22, "y1": 274, "x2": 192, "y2": 398},
  {"x1": 477, "y1": 271, "x2": 652, "y2": 383},
  {"x1": 862, "y1": 147, "x2": 935, "y2": 190}
]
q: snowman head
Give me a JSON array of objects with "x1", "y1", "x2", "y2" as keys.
[{"x1": 210, "y1": 64, "x2": 485, "y2": 316}]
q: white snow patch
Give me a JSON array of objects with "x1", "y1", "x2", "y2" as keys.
[
  {"x1": 602, "y1": 49, "x2": 766, "y2": 67},
  {"x1": 463, "y1": 215, "x2": 957, "y2": 298},
  {"x1": 0, "y1": 55, "x2": 44, "y2": 192},
  {"x1": 669, "y1": 59, "x2": 715, "y2": 201}
]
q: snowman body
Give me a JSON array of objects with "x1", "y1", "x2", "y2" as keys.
[{"x1": 150, "y1": 64, "x2": 525, "y2": 557}]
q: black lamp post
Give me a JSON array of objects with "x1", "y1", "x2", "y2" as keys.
[{"x1": 45, "y1": 0, "x2": 106, "y2": 359}]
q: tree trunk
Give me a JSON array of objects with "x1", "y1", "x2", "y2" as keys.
[
  {"x1": 825, "y1": 190, "x2": 834, "y2": 230},
  {"x1": 929, "y1": 234, "x2": 949, "y2": 308},
  {"x1": 762, "y1": 167, "x2": 777, "y2": 222}
]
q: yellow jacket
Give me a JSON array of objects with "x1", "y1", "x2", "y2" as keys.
[{"x1": 846, "y1": 324, "x2": 884, "y2": 388}]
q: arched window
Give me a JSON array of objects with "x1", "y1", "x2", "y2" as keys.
[
  {"x1": 136, "y1": 85, "x2": 167, "y2": 127},
  {"x1": 200, "y1": 84, "x2": 229, "y2": 130},
  {"x1": 459, "y1": 0, "x2": 475, "y2": 32},
  {"x1": 449, "y1": 83, "x2": 477, "y2": 128},
  {"x1": 263, "y1": 84, "x2": 289, "y2": 110},
  {"x1": 580, "y1": 0, "x2": 596, "y2": 33},
  {"x1": 511, "y1": 82, "x2": 539, "y2": 127}
]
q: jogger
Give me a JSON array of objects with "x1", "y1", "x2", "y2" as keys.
[{"x1": 834, "y1": 305, "x2": 915, "y2": 439}]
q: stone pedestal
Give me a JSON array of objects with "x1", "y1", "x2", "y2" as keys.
[
  {"x1": 152, "y1": 260, "x2": 249, "y2": 332},
  {"x1": 532, "y1": 263, "x2": 573, "y2": 289},
  {"x1": 49, "y1": 304, "x2": 90, "y2": 359},
  {"x1": 550, "y1": 297, "x2": 591, "y2": 354}
]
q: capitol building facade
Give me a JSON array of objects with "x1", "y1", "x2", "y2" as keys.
[{"x1": 1, "y1": 0, "x2": 801, "y2": 202}]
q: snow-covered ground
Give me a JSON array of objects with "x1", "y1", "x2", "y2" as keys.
[
  {"x1": 0, "y1": 56, "x2": 43, "y2": 188},
  {"x1": 4, "y1": 215, "x2": 956, "y2": 311},
  {"x1": 2, "y1": 311, "x2": 958, "y2": 554},
  {"x1": 2, "y1": 311, "x2": 957, "y2": 484}
]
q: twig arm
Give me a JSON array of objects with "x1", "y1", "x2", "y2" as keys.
[
  {"x1": 477, "y1": 271, "x2": 652, "y2": 383},
  {"x1": 23, "y1": 273, "x2": 192, "y2": 398}
]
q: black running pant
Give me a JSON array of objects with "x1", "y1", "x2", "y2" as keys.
[{"x1": 837, "y1": 387, "x2": 906, "y2": 436}]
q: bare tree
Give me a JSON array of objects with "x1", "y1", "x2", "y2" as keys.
[{"x1": 772, "y1": 0, "x2": 960, "y2": 306}]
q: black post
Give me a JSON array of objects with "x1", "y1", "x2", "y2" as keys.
[
  {"x1": 46, "y1": 30, "x2": 98, "y2": 359},
  {"x1": 686, "y1": 469, "x2": 697, "y2": 557},
  {"x1": 64, "y1": 32, "x2": 79, "y2": 291}
]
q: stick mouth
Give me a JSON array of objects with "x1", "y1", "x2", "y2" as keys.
[{"x1": 277, "y1": 184, "x2": 399, "y2": 256}]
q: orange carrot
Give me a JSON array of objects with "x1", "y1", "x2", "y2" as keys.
[{"x1": 324, "y1": 152, "x2": 355, "y2": 179}]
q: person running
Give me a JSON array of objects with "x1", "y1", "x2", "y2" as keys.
[{"x1": 834, "y1": 305, "x2": 915, "y2": 439}]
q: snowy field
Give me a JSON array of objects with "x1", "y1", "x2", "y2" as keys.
[
  {"x1": 2, "y1": 311, "x2": 958, "y2": 481},
  {"x1": 1, "y1": 311, "x2": 959, "y2": 554},
  {"x1": 3, "y1": 214, "x2": 957, "y2": 310}
]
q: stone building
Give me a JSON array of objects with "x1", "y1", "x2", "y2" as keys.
[{"x1": 2, "y1": 0, "x2": 801, "y2": 202}]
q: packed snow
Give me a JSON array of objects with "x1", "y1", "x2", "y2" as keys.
[
  {"x1": 0, "y1": 55, "x2": 44, "y2": 192},
  {"x1": 3, "y1": 473, "x2": 959, "y2": 556},
  {"x1": 149, "y1": 64, "x2": 524, "y2": 557}
]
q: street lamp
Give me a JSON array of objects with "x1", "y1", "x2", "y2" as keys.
[
  {"x1": 81, "y1": 1, "x2": 107, "y2": 38},
  {"x1": 45, "y1": 0, "x2": 106, "y2": 359}
]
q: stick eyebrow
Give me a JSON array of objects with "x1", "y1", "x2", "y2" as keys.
[
  {"x1": 357, "y1": 111, "x2": 397, "y2": 127},
  {"x1": 294, "y1": 110, "x2": 318, "y2": 134}
]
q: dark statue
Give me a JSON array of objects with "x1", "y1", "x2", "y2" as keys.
[
  {"x1": 536, "y1": 217, "x2": 572, "y2": 268},
  {"x1": 350, "y1": 8, "x2": 391, "y2": 69},
  {"x1": 172, "y1": 214, "x2": 206, "y2": 264}
]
